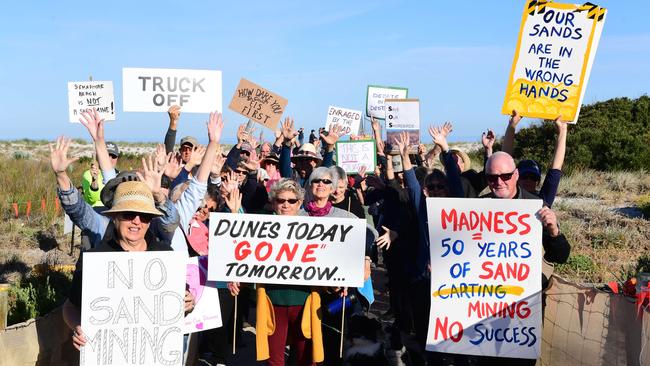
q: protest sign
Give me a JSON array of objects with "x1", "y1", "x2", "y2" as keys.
[
  {"x1": 425, "y1": 198, "x2": 543, "y2": 359},
  {"x1": 335, "y1": 140, "x2": 376, "y2": 174},
  {"x1": 63, "y1": 213, "x2": 74, "y2": 235},
  {"x1": 385, "y1": 99, "x2": 420, "y2": 151},
  {"x1": 184, "y1": 256, "x2": 222, "y2": 334},
  {"x1": 502, "y1": 1, "x2": 607, "y2": 122},
  {"x1": 207, "y1": 213, "x2": 367, "y2": 287},
  {"x1": 122, "y1": 68, "x2": 222, "y2": 113},
  {"x1": 68, "y1": 81, "x2": 115, "y2": 122},
  {"x1": 80, "y1": 251, "x2": 186, "y2": 366},
  {"x1": 228, "y1": 78, "x2": 288, "y2": 130},
  {"x1": 366, "y1": 85, "x2": 408, "y2": 119},
  {"x1": 325, "y1": 106, "x2": 362, "y2": 136}
]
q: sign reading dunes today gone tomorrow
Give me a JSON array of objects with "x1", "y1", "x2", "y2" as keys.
[{"x1": 207, "y1": 213, "x2": 367, "y2": 287}]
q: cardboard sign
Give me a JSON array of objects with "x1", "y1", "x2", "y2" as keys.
[
  {"x1": 366, "y1": 85, "x2": 408, "y2": 119},
  {"x1": 502, "y1": 2, "x2": 607, "y2": 122},
  {"x1": 80, "y1": 251, "x2": 186, "y2": 366},
  {"x1": 122, "y1": 68, "x2": 222, "y2": 113},
  {"x1": 385, "y1": 99, "x2": 420, "y2": 150},
  {"x1": 425, "y1": 198, "x2": 543, "y2": 359},
  {"x1": 325, "y1": 106, "x2": 362, "y2": 136},
  {"x1": 184, "y1": 256, "x2": 222, "y2": 334},
  {"x1": 228, "y1": 78, "x2": 288, "y2": 130},
  {"x1": 207, "y1": 213, "x2": 367, "y2": 287},
  {"x1": 335, "y1": 140, "x2": 376, "y2": 174},
  {"x1": 68, "y1": 81, "x2": 115, "y2": 122}
]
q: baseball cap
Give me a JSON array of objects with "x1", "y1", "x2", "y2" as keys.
[
  {"x1": 106, "y1": 141, "x2": 120, "y2": 157},
  {"x1": 180, "y1": 136, "x2": 198, "y2": 148},
  {"x1": 517, "y1": 159, "x2": 542, "y2": 179}
]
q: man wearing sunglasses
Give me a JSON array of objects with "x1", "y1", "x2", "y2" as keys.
[{"x1": 478, "y1": 151, "x2": 570, "y2": 365}]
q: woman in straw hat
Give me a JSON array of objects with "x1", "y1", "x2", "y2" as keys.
[{"x1": 50, "y1": 137, "x2": 195, "y2": 351}]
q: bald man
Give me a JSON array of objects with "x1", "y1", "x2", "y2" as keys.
[{"x1": 475, "y1": 151, "x2": 570, "y2": 366}]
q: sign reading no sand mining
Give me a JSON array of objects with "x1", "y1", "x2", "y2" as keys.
[{"x1": 502, "y1": 1, "x2": 606, "y2": 122}]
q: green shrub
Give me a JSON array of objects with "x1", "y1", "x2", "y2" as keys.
[
  {"x1": 638, "y1": 194, "x2": 650, "y2": 218},
  {"x1": 7, "y1": 271, "x2": 72, "y2": 325},
  {"x1": 512, "y1": 96, "x2": 650, "y2": 172}
]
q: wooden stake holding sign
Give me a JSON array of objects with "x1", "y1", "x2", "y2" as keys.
[{"x1": 228, "y1": 78, "x2": 288, "y2": 130}]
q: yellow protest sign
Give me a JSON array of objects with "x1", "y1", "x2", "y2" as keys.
[{"x1": 502, "y1": 1, "x2": 606, "y2": 122}]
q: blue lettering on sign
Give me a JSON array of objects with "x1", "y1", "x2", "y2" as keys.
[{"x1": 469, "y1": 323, "x2": 537, "y2": 347}]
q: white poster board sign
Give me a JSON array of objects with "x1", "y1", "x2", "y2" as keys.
[
  {"x1": 325, "y1": 106, "x2": 362, "y2": 136},
  {"x1": 426, "y1": 198, "x2": 543, "y2": 359},
  {"x1": 207, "y1": 213, "x2": 367, "y2": 287},
  {"x1": 366, "y1": 85, "x2": 408, "y2": 119},
  {"x1": 184, "y1": 256, "x2": 222, "y2": 334},
  {"x1": 80, "y1": 251, "x2": 186, "y2": 366},
  {"x1": 64, "y1": 213, "x2": 74, "y2": 235},
  {"x1": 68, "y1": 81, "x2": 115, "y2": 122},
  {"x1": 122, "y1": 68, "x2": 222, "y2": 113},
  {"x1": 502, "y1": 2, "x2": 607, "y2": 122},
  {"x1": 385, "y1": 99, "x2": 420, "y2": 148},
  {"x1": 335, "y1": 140, "x2": 377, "y2": 174}
]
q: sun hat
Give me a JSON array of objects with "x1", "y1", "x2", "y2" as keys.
[
  {"x1": 443, "y1": 148, "x2": 472, "y2": 172},
  {"x1": 102, "y1": 181, "x2": 163, "y2": 217},
  {"x1": 291, "y1": 143, "x2": 323, "y2": 162}
]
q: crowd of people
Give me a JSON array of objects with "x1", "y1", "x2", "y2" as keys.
[{"x1": 54, "y1": 105, "x2": 571, "y2": 366}]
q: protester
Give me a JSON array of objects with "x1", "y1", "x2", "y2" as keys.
[{"x1": 81, "y1": 161, "x2": 104, "y2": 209}]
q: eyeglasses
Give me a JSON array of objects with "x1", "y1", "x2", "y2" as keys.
[
  {"x1": 486, "y1": 170, "x2": 516, "y2": 184},
  {"x1": 240, "y1": 151, "x2": 251, "y2": 156},
  {"x1": 118, "y1": 212, "x2": 153, "y2": 223},
  {"x1": 109, "y1": 154, "x2": 118, "y2": 159},
  {"x1": 275, "y1": 198, "x2": 300, "y2": 204},
  {"x1": 427, "y1": 184, "x2": 447, "y2": 191},
  {"x1": 180, "y1": 145, "x2": 193, "y2": 152},
  {"x1": 311, "y1": 179, "x2": 332, "y2": 185},
  {"x1": 235, "y1": 169, "x2": 247, "y2": 175}
]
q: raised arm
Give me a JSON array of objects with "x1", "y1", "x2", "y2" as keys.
[
  {"x1": 196, "y1": 112, "x2": 224, "y2": 184},
  {"x1": 164, "y1": 105, "x2": 181, "y2": 154},
  {"x1": 429, "y1": 125, "x2": 464, "y2": 198},
  {"x1": 279, "y1": 117, "x2": 297, "y2": 178},
  {"x1": 501, "y1": 110, "x2": 522, "y2": 155},
  {"x1": 320, "y1": 124, "x2": 342, "y2": 167},
  {"x1": 551, "y1": 116, "x2": 567, "y2": 170},
  {"x1": 79, "y1": 108, "x2": 115, "y2": 183}
]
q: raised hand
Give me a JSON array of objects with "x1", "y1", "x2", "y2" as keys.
[
  {"x1": 537, "y1": 207, "x2": 560, "y2": 237},
  {"x1": 225, "y1": 186, "x2": 242, "y2": 213},
  {"x1": 154, "y1": 143, "x2": 167, "y2": 171},
  {"x1": 428, "y1": 126, "x2": 449, "y2": 152},
  {"x1": 281, "y1": 117, "x2": 298, "y2": 142},
  {"x1": 395, "y1": 131, "x2": 410, "y2": 157},
  {"x1": 554, "y1": 115, "x2": 567, "y2": 134},
  {"x1": 168, "y1": 105, "x2": 181, "y2": 125},
  {"x1": 441, "y1": 121, "x2": 453, "y2": 137},
  {"x1": 207, "y1": 111, "x2": 224, "y2": 143},
  {"x1": 79, "y1": 108, "x2": 105, "y2": 142},
  {"x1": 371, "y1": 117, "x2": 380, "y2": 132},
  {"x1": 321, "y1": 125, "x2": 342, "y2": 147},
  {"x1": 481, "y1": 129, "x2": 495, "y2": 150},
  {"x1": 164, "y1": 152, "x2": 183, "y2": 179},
  {"x1": 49, "y1": 136, "x2": 79, "y2": 174},
  {"x1": 187, "y1": 145, "x2": 206, "y2": 169},
  {"x1": 236, "y1": 124, "x2": 249, "y2": 145},
  {"x1": 376, "y1": 139, "x2": 385, "y2": 157},
  {"x1": 357, "y1": 165, "x2": 367, "y2": 179},
  {"x1": 211, "y1": 154, "x2": 226, "y2": 176},
  {"x1": 136, "y1": 154, "x2": 166, "y2": 197},
  {"x1": 509, "y1": 110, "x2": 522, "y2": 127}
]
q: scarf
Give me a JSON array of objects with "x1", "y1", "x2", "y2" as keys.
[{"x1": 305, "y1": 201, "x2": 332, "y2": 217}]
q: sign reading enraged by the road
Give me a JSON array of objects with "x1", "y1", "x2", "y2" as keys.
[
  {"x1": 325, "y1": 106, "x2": 362, "y2": 136},
  {"x1": 502, "y1": 2, "x2": 607, "y2": 122},
  {"x1": 122, "y1": 68, "x2": 222, "y2": 113},
  {"x1": 335, "y1": 140, "x2": 377, "y2": 174},
  {"x1": 228, "y1": 78, "x2": 288, "y2": 130},
  {"x1": 80, "y1": 251, "x2": 186, "y2": 366},
  {"x1": 366, "y1": 85, "x2": 408, "y2": 119},
  {"x1": 207, "y1": 213, "x2": 367, "y2": 287},
  {"x1": 425, "y1": 198, "x2": 543, "y2": 359},
  {"x1": 68, "y1": 81, "x2": 115, "y2": 122}
]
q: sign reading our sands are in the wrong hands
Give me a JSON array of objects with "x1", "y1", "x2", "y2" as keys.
[
  {"x1": 228, "y1": 78, "x2": 288, "y2": 130},
  {"x1": 502, "y1": 1, "x2": 606, "y2": 122},
  {"x1": 122, "y1": 68, "x2": 222, "y2": 113},
  {"x1": 425, "y1": 198, "x2": 543, "y2": 359},
  {"x1": 80, "y1": 251, "x2": 186, "y2": 366},
  {"x1": 207, "y1": 213, "x2": 367, "y2": 287}
]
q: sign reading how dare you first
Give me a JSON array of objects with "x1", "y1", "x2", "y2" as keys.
[
  {"x1": 123, "y1": 68, "x2": 222, "y2": 113},
  {"x1": 80, "y1": 251, "x2": 186, "y2": 366},
  {"x1": 502, "y1": 2, "x2": 606, "y2": 122},
  {"x1": 207, "y1": 213, "x2": 367, "y2": 287},
  {"x1": 426, "y1": 198, "x2": 543, "y2": 359}
]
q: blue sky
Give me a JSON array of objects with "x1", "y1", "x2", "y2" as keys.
[{"x1": 1, "y1": 1, "x2": 648, "y2": 144}]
